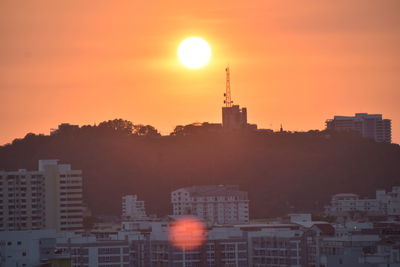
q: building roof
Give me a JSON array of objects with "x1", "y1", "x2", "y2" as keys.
[
  {"x1": 179, "y1": 185, "x2": 247, "y2": 198},
  {"x1": 312, "y1": 223, "x2": 335, "y2": 236},
  {"x1": 332, "y1": 113, "x2": 383, "y2": 120},
  {"x1": 333, "y1": 193, "x2": 359, "y2": 198}
]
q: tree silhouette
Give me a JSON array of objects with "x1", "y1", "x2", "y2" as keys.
[{"x1": 0, "y1": 120, "x2": 399, "y2": 218}]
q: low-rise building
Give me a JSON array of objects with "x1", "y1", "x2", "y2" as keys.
[
  {"x1": 2, "y1": 218, "x2": 399, "y2": 267},
  {"x1": 53, "y1": 236, "x2": 130, "y2": 267},
  {"x1": 0, "y1": 230, "x2": 130, "y2": 267},
  {"x1": 128, "y1": 224, "x2": 249, "y2": 267},
  {"x1": 325, "y1": 186, "x2": 400, "y2": 217},
  {"x1": 122, "y1": 195, "x2": 147, "y2": 220},
  {"x1": 245, "y1": 224, "x2": 304, "y2": 267},
  {"x1": 318, "y1": 234, "x2": 387, "y2": 267},
  {"x1": 0, "y1": 229, "x2": 70, "y2": 267}
]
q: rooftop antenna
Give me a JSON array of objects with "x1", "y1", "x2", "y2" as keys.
[{"x1": 224, "y1": 66, "x2": 233, "y2": 107}]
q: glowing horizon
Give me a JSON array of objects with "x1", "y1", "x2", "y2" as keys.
[{"x1": 0, "y1": 0, "x2": 399, "y2": 144}]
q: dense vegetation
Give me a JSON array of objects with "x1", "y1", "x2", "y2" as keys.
[{"x1": 1, "y1": 119, "x2": 399, "y2": 219}]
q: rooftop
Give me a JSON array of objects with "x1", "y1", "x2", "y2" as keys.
[{"x1": 179, "y1": 185, "x2": 247, "y2": 197}]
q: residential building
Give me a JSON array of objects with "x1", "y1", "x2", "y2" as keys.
[
  {"x1": 246, "y1": 224, "x2": 304, "y2": 267},
  {"x1": 3, "y1": 218, "x2": 399, "y2": 267},
  {"x1": 0, "y1": 230, "x2": 130, "y2": 267},
  {"x1": 318, "y1": 234, "x2": 391, "y2": 267},
  {"x1": 325, "y1": 113, "x2": 391, "y2": 142},
  {"x1": 125, "y1": 223, "x2": 249, "y2": 267},
  {"x1": 0, "y1": 229, "x2": 72, "y2": 267},
  {"x1": 325, "y1": 186, "x2": 400, "y2": 217},
  {"x1": 53, "y1": 236, "x2": 130, "y2": 267},
  {"x1": 123, "y1": 222, "x2": 308, "y2": 267},
  {"x1": 325, "y1": 193, "x2": 382, "y2": 216},
  {"x1": 376, "y1": 186, "x2": 400, "y2": 216},
  {"x1": 0, "y1": 160, "x2": 83, "y2": 232},
  {"x1": 171, "y1": 185, "x2": 249, "y2": 225},
  {"x1": 122, "y1": 195, "x2": 147, "y2": 220}
]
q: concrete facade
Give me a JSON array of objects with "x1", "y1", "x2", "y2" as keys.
[
  {"x1": 326, "y1": 113, "x2": 392, "y2": 143},
  {"x1": 121, "y1": 195, "x2": 147, "y2": 220},
  {"x1": 0, "y1": 160, "x2": 83, "y2": 232},
  {"x1": 325, "y1": 187, "x2": 400, "y2": 217},
  {"x1": 171, "y1": 185, "x2": 249, "y2": 225}
]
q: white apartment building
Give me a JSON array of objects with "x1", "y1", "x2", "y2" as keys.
[
  {"x1": 376, "y1": 186, "x2": 400, "y2": 216},
  {"x1": 325, "y1": 113, "x2": 391, "y2": 143},
  {"x1": 171, "y1": 185, "x2": 249, "y2": 225},
  {"x1": 0, "y1": 230, "x2": 130, "y2": 267},
  {"x1": 53, "y1": 236, "x2": 130, "y2": 267},
  {"x1": 326, "y1": 193, "x2": 382, "y2": 216},
  {"x1": 318, "y1": 234, "x2": 386, "y2": 267},
  {"x1": 0, "y1": 229, "x2": 67, "y2": 267},
  {"x1": 0, "y1": 160, "x2": 84, "y2": 232},
  {"x1": 247, "y1": 225, "x2": 303, "y2": 267},
  {"x1": 121, "y1": 195, "x2": 147, "y2": 220},
  {"x1": 325, "y1": 186, "x2": 400, "y2": 217}
]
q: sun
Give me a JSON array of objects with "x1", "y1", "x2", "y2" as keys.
[{"x1": 178, "y1": 37, "x2": 211, "y2": 69}]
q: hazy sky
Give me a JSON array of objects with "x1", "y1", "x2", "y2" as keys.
[{"x1": 1, "y1": 0, "x2": 399, "y2": 144}]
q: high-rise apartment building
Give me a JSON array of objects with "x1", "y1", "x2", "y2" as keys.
[
  {"x1": 326, "y1": 113, "x2": 391, "y2": 142},
  {"x1": 0, "y1": 160, "x2": 83, "y2": 232},
  {"x1": 171, "y1": 185, "x2": 249, "y2": 225},
  {"x1": 122, "y1": 195, "x2": 147, "y2": 220}
]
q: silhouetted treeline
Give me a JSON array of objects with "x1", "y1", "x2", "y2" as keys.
[{"x1": 1, "y1": 119, "x2": 399, "y2": 219}]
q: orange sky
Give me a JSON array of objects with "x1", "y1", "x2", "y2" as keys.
[{"x1": 1, "y1": 0, "x2": 399, "y2": 144}]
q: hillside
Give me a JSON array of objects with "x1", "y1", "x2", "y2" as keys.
[{"x1": 1, "y1": 119, "x2": 399, "y2": 218}]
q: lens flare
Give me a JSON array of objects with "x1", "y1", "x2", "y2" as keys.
[{"x1": 168, "y1": 216, "x2": 206, "y2": 251}]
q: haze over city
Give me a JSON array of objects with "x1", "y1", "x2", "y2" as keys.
[
  {"x1": 1, "y1": 0, "x2": 400, "y2": 144},
  {"x1": 2, "y1": 1, "x2": 400, "y2": 266}
]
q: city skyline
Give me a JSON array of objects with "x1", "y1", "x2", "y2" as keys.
[
  {"x1": 1, "y1": 2, "x2": 400, "y2": 266},
  {"x1": 1, "y1": 158, "x2": 399, "y2": 266},
  {"x1": 1, "y1": 0, "x2": 400, "y2": 145}
]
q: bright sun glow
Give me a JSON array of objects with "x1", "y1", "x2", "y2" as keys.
[{"x1": 178, "y1": 37, "x2": 211, "y2": 69}]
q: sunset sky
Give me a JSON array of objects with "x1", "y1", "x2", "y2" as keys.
[{"x1": 1, "y1": 1, "x2": 399, "y2": 144}]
